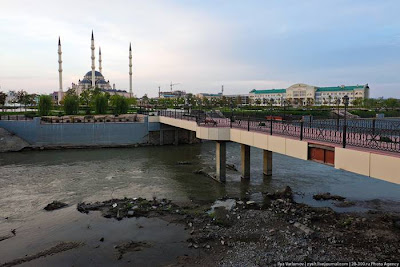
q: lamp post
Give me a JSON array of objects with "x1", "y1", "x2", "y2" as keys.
[
  {"x1": 336, "y1": 98, "x2": 340, "y2": 130},
  {"x1": 230, "y1": 99, "x2": 234, "y2": 128},
  {"x1": 269, "y1": 98, "x2": 274, "y2": 118},
  {"x1": 342, "y1": 95, "x2": 349, "y2": 148},
  {"x1": 283, "y1": 100, "x2": 287, "y2": 121}
]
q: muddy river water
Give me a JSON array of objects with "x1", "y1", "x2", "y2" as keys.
[{"x1": 0, "y1": 142, "x2": 399, "y2": 265}]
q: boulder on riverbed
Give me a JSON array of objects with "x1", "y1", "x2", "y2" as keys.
[
  {"x1": 44, "y1": 201, "x2": 68, "y2": 211},
  {"x1": 314, "y1": 192, "x2": 345, "y2": 201},
  {"x1": 177, "y1": 161, "x2": 192, "y2": 165},
  {"x1": 264, "y1": 186, "x2": 294, "y2": 201}
]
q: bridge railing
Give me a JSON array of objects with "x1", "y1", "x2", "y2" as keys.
[
  {"x1": 156, "y1": 110, "x2": 400, "y2": 153},
  {"x1": 0, "y1": 115, "x2": 33, "y2": 121}
]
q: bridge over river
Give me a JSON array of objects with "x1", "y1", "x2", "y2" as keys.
[{"x1": 152, "y1": 110, "x2": 400, "y2": 185}]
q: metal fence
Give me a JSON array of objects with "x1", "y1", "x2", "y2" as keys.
[
  {"x1": 40, "y1": 116, "x2": 139, "y2": 124},
  {"x1": 0, "y1": 115, "x2": 33, "y2": 121},
  {"x1": 158, "y1": 110, "x2": 400, "y2": 153},
  {"x1": 2, "y1": 111, "x2": 399, "y2": 153}
]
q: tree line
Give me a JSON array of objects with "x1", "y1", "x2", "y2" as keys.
[{"x1": 37, "y1": 88, "x2": 137, "y2": 116}]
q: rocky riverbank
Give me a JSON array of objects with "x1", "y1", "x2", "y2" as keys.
[
  {"x1": 1, "y1": 187, "x2": 399, "y2": 266},
  {"x1": 0, "y1": 128, "x2": 29, "y2": 152},
  {"x1": 73, "y1": 187, "x2": 400, "y2": 266}
]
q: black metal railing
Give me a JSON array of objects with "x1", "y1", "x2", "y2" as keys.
[
  {"x1": 39, "y1": 115, "x2": 141, "y2": 124},
  {"x1": 0, "y1": 115, "x2": 33, "y2": 121},
  {"x1": 158, "y1": 110, "x2": 400, "y2": 153}
]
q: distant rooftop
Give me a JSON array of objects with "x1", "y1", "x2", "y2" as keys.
[
  {"x1": 316, "y1": 85, "x2": 366, "y2": 92},
  {"x1": 102, "y1": 89, "x2": 128, "y2": 93},
  {"x1": 250, "y1": 89, "x2": 286, "y2": 94},
  {"x1": 250, "y1": 84, "x2": 368, "y2": 94}
]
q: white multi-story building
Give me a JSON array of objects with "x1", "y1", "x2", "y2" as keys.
[{"x1": 249, "y1": 83, "x2": 369, "y2": 106}]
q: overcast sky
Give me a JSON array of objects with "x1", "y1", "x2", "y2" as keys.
[{"x1": 0, "y1": 0, "x2": 399, "y2": 97}]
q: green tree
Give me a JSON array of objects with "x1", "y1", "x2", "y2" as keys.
[
  {"x1": 63, "y1": 94, "x2": 79, "y2": 115},
  {"x1": 128, "y1": 97, "x2": 138, "y2": 106},
  {"x1": 110, "y1": 95, "x2": 129, "y2": 115},
  {"x1": 0, "y1": 91, "x2": 6, "y2": 108},
  {"x1": 202, "y1": 97, "x2": 210, "y2": 108},
  {"x1": 80, "y1": 89, "x2": 91, "y2": 106},
  {"x1": 65, "y1": 88, "x2": 76, "y2": 96},
  {"x1": 352, "y1": 97, "x2": 363, "y2": 107},
  {"x1": 16, "y1": 90, "x2": 28, "y2": 110},
  {"x1": 328, "y1": 95, "x2": 332, "y2": 106},
  {"x1": 384, "y1": 98, "x2": 399, "y2": 110},
  {"x1": 220, "y1": 96, "x2": 228, "y2": 107},
  {"x1": 235, "y1": 95, "x2": 242, "y2": 106},
  {"x1": 91, "y1": 87, "x2": 102, "y2": 98},
  {"x1": 94, "y1": 94, "x2": 108, "y2": 114},
  {"x1": 142, "y1": 94, "x2": 149, "y2": 104},
  {"x1": 38, "y1": 95, "x2": 53, "y2": 116}
]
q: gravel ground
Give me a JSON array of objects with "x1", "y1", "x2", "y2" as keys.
[
  {"x1": 23, "y1": 187, "x2": 399, "y2": 266},
  {"x1": 168, "y1": 187, "x2": 400, "y2": 266}
]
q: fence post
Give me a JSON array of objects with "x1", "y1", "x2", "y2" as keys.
[
  {"x1": 372, "y1": 119, "x2": 376, "y2": 136},
  {"x1": 342, "y1": 124, "x2": 347, "y2": 148},
  {"x1": 300, "y1": 121, "x2": 304, "y2": 140},
  {"x1": 230, "y1": 116, "x2": 232, "y2": 128},
  {"x1": 270, "y1": 119, "x2": 273, "y2": 135},
  {"x1": 247, "y1": 116, "x2": 250, "y2": 131}
]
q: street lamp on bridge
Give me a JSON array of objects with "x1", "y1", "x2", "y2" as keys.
[
  {"x1": 335, "y1": 97, "x2": 341, "y2": 130},
  {"x1": 269, "y1": 98, "x2": 274, "y2": 119}
]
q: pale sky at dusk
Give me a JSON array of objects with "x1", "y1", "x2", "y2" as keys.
[{"x1": 0, "y1": 0, "x2": 399, "y2": 98}]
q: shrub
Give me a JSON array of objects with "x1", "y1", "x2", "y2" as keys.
[
  {"x1": 38, "y1": 95, "x2": 53, "y2": 116},
  {"x1": 63, "y1": 94, "x2": 79, "y2": 115},
  {"x1": 110, "y1": 95, "x2": 129, "y2": 115},
  {"x1": 94, "y1": 94, "x2": 108, "y2": 114}
]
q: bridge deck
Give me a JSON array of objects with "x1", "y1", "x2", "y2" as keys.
[{"x1": 157, "y1": 111, "x2": 400, "y2": 184}]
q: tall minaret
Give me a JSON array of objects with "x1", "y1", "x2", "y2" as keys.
[
  {"x1": 99, "y1": 47, "x2": 102, "y2": 74},
  {"x1": 129, "y1": 43, "x2": 133, "y2": 98},
  {"x1": 58, "y1": 36, "x2": 63, "y2": 104},
  {"x1": 91, "y1": 30, "x2": 96, "y2": 88}
]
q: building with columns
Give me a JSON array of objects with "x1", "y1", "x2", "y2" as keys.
[
  {"x1": 57, "y1": 31, "x2": 133, "y2": 100},
  {"x1": 249, "y1": 83, "x2": 370, "y2": 106}
]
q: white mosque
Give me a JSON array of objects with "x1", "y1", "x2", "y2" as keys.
[{"x1": 57, "y1": 31, "x2": 133, "y2": 103}]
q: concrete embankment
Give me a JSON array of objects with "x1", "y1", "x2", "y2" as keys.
[
  {"x1": 0, "y1": 127, "x2": 30, "y2": 152},
  {"x1": 0, "y1": 116, "x2": 198, "y2": 152}
]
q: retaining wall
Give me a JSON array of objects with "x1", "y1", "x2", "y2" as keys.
[{"x1": 0, "y1": 117, "x2": 160, "y2": 147}]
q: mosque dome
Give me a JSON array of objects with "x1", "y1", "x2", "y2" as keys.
[
  {"x1": 80, "y1": 79, "x2": 91, "y2": 84},
  {"x1": 85, "y1": 70, "x2": 103, "y2": 77},
  {"x1": 96, "y1": 79, "x2": 108, "y2": 84}
]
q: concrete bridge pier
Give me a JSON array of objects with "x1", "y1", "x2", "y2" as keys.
[
  {"x1": 174, "y1": 130, "x2": 179, "y2": 145},
  {"x1": 241, "y1": 144, "x2": 251, "y2": 179},
  {"x1": 189, "y1": 131, "x2": 194, "y2": 144},
  {"x1": 263, "y1": 150, "x2": 272, "y2": 176},
  {"x1": 159, "y1": 130, "x2": 164, "y2": 145},
  {"x1": 216, "y1": 141, "x2": 226, "y2": 183}
]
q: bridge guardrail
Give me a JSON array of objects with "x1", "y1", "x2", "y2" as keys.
[
  {"x1": 0, "y1": 115, "x2": 34, "y2": 121},
  {"x1": 157, "y1": 110, "x2": 400, "y2": 153}
]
